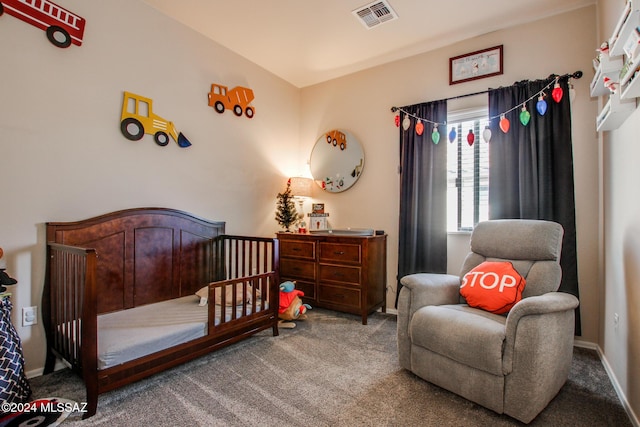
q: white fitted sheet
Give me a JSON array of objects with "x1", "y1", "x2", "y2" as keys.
[
  {"x1": 97, "y1": 295, "x2": 268, "y2": 370},
  {"x1": 97, "y1": 296, "x2": 207, "y2": 370}
]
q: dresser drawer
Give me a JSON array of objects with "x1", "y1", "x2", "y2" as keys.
[
  {"x1": 318, "y1": 264, "x2": 361, "y2": 286},
  {"x1": 319, "y1": 284, "x2": 361, "y2": 308},
  {"x1": 280, "y1": 240, "x2": 316, "y2": 259},
  {"x1": 319, "y1": 242, "x2": 361, "y2": 264},
  {"x1": 291, "y1": 280, "x2": 316, "y2": 300},
  {"x1": 280, "y1": 259, "x2": 316, "y2": 281}
]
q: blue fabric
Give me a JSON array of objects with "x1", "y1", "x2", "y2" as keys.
[{"x1": 0, "y1": 298, "x2": 31, "y2": 408}]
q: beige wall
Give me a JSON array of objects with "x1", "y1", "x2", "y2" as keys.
[
  {"x1": 300, "y1": 6, "x2": 600, "y2": 344},
  {"x1": 597, "y1": 0, "x2": 640, "y2": 422},
  {"x1": 0, "y1": 0, "x2": 301, "y2": 372}
]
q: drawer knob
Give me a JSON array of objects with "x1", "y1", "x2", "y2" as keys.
[{"x1": 334, "y1": 251, "x2": 345, "y2": 255}]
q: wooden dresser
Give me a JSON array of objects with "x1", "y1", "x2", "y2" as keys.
[{"x1": 277, "y1": 232, "x2": 387, "y2": 324}]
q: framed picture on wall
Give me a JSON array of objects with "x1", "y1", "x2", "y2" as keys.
[{"x1": 449, "y1": 45, "x2": 503, "y2": 85}]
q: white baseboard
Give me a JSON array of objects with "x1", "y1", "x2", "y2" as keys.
[
  {"x1": 26, "y1": 359, "x2": 69, "y2": 379},
  {"x1": 574, "y1": 341, "x2": 640, "y2": 427},
  {"x1": 384, "y1": 307, "x2": 398, "y2": 315},
  {"x1": 573, "y1": 339, "x2": 598, "y2": 350}
]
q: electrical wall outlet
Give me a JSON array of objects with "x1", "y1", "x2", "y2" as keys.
[
  {"x1": 614, "y1": 312, "x2": 619, "y2": 330},
  {"x1": 22, "y1": 306, "x2": 37, "y2": 326}
]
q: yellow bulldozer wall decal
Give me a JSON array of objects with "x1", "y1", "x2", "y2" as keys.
[{"x1": 120, "y1": 91, "x2": 192, "y2": 148}]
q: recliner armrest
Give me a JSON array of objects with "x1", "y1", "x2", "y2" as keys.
[
  {"x1": 506, "y1": 292, "x2": 579, "y2": 325},
  {"x1": 399, "y1": 273, "x2": 461, "y2": 310},
  {"x1": 502, "y1": 292, "x2": 579, "y2": 373},
  {"x1": 397, "y1": 273, "x2": 461, "y2": 370}
]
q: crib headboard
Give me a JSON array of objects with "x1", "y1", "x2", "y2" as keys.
[{"x1": 46, "y1": 208, "x2": 225, "y2": 314}]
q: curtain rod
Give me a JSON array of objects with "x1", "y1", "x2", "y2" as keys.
[{"x1": 390, "y1": 70, "x2": 583, "y2": 113}]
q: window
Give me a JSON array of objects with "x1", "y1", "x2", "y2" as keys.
[{"x1": 446, "y1": 108, "x2": 490, "y2": 232}]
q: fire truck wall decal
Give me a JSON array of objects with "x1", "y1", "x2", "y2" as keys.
[
  {"x1": 207, "y1": 84, "x2": 255, "y2": 118},
  {"x1": 120, "y1": 91, "x2": 192, "y2": 148},
  {"x1": 0, "y1": 0, "x2": 86, "y2": 48}
]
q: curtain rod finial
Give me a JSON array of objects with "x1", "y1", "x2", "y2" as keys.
[
  {"x1": 572, "y1": 70, "x2": 583, "y2": 79},
  {"x1": 391, "y1": 107, "x2": 398, "y2": 112}
]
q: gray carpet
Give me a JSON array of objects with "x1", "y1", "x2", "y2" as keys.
[{"x1": 29, "y1": 309, "x2": 631, "y2": 426}]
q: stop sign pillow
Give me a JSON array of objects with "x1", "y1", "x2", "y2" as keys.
[{"x1": 460, "y1": 261, "x2": 526, "y2": 314}]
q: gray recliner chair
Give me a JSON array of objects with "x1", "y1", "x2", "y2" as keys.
[{"x1": 397, "y1": 219, "x2": 579, "y2": 424}]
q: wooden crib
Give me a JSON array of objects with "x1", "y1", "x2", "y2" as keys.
[{"x1": 41, "y1": 208, "x2": 279, "y2": 418}]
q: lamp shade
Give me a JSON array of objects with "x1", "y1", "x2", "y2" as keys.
[{"x1": 289, "y1": 177, "x2": 313, "y2": 198}]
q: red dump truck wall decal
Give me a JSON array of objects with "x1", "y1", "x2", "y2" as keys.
[
  {"x1": 326, "y1": 130, "x2": 347, "y2": 150},
  {"x1": 0, "y1": 0, "x2": 86, "y2": 48}
]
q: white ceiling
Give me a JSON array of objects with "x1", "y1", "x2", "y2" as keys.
[{"x1": 142, "y1": 0, "x2": 595, "y2": 88}]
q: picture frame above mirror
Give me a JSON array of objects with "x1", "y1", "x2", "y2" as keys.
[
  {"x1": 309, "y1": 129, "x2": 364, "y2": 193},
  {"x1": 449, "y1": 45, "x2": 503, "y2": 85}
]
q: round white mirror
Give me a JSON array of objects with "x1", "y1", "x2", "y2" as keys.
[{"x1": 309, "y1": 129, "x2": 364, "y2": 193}]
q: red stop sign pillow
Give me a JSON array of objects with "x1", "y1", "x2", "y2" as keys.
[{"x1": 460, "y1": 261, "x2": 526, "y2": 314}]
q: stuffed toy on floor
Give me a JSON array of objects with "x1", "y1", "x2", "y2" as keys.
[{"x1": 278, "y1": 281, "x2": 311, "y2": 329}]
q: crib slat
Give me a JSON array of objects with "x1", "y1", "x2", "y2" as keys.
[
  {"x1": 207, "y1": 235, "x2": 278, "y2": 333},
  {"x1": 47, "y1": 243, "x2": 97, "y2": 373}
]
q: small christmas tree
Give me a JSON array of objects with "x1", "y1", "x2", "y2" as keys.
[{"x1": 275, "y1": 179, "x2": 298, "y2": 231}]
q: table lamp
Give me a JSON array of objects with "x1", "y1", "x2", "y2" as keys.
[{"x1": 288, "y1": 177, "x2": 313, "y2": 231}]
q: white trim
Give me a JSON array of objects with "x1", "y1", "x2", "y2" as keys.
[
  {"x1": 447, "y1": 230, "x2": 472, "y2": 236},
  {"x1": 574, "y1": 341, "x2": 640, "y2": 427},
  {"x1": 26, "y1": 359, "x2": 69, "y2": 379},
  {"x1": 573, "y1": 338, "x2": 598, "y2": 350},
  {"x1": 596, "y1": 346, "x2": 640, "y2": 427},
  {"x1": 447, "y1": 106, "x2": 487, "y2": 122}
]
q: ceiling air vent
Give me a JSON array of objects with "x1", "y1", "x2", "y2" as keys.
[{"x1": 352, "y1": 0, "x2": 398, "y2": 29}]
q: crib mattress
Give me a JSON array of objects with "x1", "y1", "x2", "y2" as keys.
[
  {"x1": 98, "y1": 295, "x2": 207, "y2": 370},
  {"x1": 97, "y1": 295, "x2": 268, "y2": 370}
]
